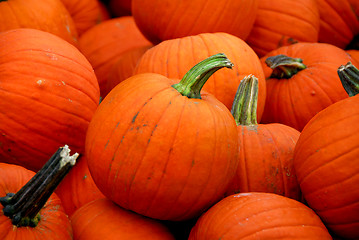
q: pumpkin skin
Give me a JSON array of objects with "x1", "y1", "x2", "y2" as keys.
[
  {"x1": 188, "y1": 192, "x2": 332, "y2": 240},
  {"x1": 0, "y1": 28, "x2": 100, "y2": 171},
  {"x1": 293, "y1": 83, "x2": 359, "y2": 238},
  {"x1": 347, "y1": 50, "x2": 359, "y2": 64},
  {"x1": 260, "y1": 42, "x2": 355, "y2": 131},
  {"x1": 132, "y1": 0, "x2": 258, "y2": 44},
  {"x1": 79, "y1": 16, "x2": 151, "y2": 97},
  {"x1": 104, "y1": 44, "x2": 153, "y2": 97},
  {"x1": 85, "y1": 57, "x2": 239, "y2": 221},
  {"x1": 246, "y1": 0, "x2": 320, "y2": 57},
  {"x1": 0, "y1": 0, "x2": 78, "y2": 46},
  {"x1": 55, "y1": 156, "x2": 105, "y2": 217},
  {"x1": 0, "y1": 163, "x2": 73, "y2": 239},
  {"x1": 71, "y1": 198, "x2": 175, "y2": 240},
  {"x1": 134, "y1": 32, "x2": 266, "y2": 121},
  {"x1": 60, "y1": 0, "x2": 108, "y2": 35},
  {"x1": 316, "y1": 0, "x2": 359, "y2": 49}
]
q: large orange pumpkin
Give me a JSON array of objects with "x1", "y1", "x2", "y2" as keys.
[
  {"x1": 260, "y1": 42, "x2": 355, "y2": 131},
  {"x1": 293, "y1": 62, "x2": 359, "y2": 239},
  {"x1": 134, "y1": 32, "x2": 266, "y2": 121},
  {"x1": 0, "y1": 28, "x2": 100, "y2": 171},
  {"x1": 0, "y1": 0, "x2": 78, "y2": 46},
  {"x1": 188, "y1": 192, "x2": 332, "y2": 239},
  {"x1": 85, "y1": 54, "x2": 239, "y2": 221},
  {"x1": 246, "y1": 0, "x2": 320, "y2": 57},
  {"x1": 0, "y1": 145, "x2": 78, "y2": 239},
  {"x1": 225, "y1": 75, "x2": 301, "y2": 201},
  {"x1": 132, "y1": 0, "x2": 258, "y2": 44}
]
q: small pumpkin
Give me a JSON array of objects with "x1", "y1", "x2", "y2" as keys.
[
  {"x1": 225, "y1": 75, "x2": 301, "y2": 201},
  {"x1": 134, "y1": 32, "x2": 266, "y2": 121},
  {"x1": 0, "y1": 28, "x2": 100, "y2": 171},
  {"x1": 86, "y1": 54, "x2": 239, "y2": 221},
  {"x1": 132, "y1": 0, "x2": 258, "y2": 44},
  {"x1": 0, "y1": 145, "x2": 78, "y2": 239},
  {"x1": 293, "y1": 62, "x2": 359, "y2": 239},
  {"x1": 260, "y1": 42, "x2": 355, "y2": 131},
  {"x1": 188, "y1": 192, "x2": 332, "y2": 239},
  {"x1": 71, "y1": 198, "x2": 175, "y2": 240}
]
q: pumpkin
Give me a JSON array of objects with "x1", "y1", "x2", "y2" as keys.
[
  {"x1": 188, "y1": 192, "x2": 332, "y2": 239},
  {"x1": 260, "y1": 42, "x2": 355, "y2": 131},
  {"x1": 134, "y1": 32, "x2": 266, "y2": 121},
  {"x1": 0, "y1": 28, "x2": 100, "y2": 171},
  {"x1": 60, "y1": 0, "x2": 108, "y2": 35},
  {"x1": 316, "y1": 0, "x2": 359, "y2": 49},
  {"x1": 0, "y1": 145, "x2": 78, "y2": 239},
  {"x1": 132, "y1": 0, "x2": 258, "y2": 44},
  {"x1": 79, "y1": 16, "x2": 152, "y2": 97},
  {"x1": 225, "y1": 75, "x2": 301, "y2": 201},
  {"x1": 55, "y1": 155, "x2": 105, "y2": 216},
  {"x1": 85, "y1": 54, "x2": 239, "y2": 221},
  {"x1": 293, "y1": 62, "x2": 359, "y2": 239},
  {"x1": 346, "y1": 49, "x2": 359, "y2": 64},
  {"x1": 0, "y1": 0, "x2": 78, "y2": 46},
  {"x1": 105, "y1": 44, "x2": 153, "y2": 97},
  {"x1": 71, "y1": 198, "x2": 175, "y2": 240},
  {"x1": 245, "y1": 0, "x2": 320, "y2": 57}
]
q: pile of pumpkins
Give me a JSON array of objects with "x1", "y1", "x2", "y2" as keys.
[{"x1": 0, "y1": 0, "x2": 358, "y2": 239}]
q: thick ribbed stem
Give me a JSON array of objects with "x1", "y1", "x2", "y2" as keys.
[
  {"x1": 0, "y1": 145, "x2": 78, "y2": 227},
  {"x1": 338, "y1": 62, "x2": 359, "y2": 97},
  {"x1": 172, "y1": 53, "x2": 233, "y2": 99},
  {"x1": 265, "y1": 54, "x2": 306, "y2": 79},
  {"x1": 230, "y1": 75, "x2": 259, "y2": 126}
]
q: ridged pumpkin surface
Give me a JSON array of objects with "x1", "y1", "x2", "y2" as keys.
[
  {"x1": 294, "y1": 95, "x2": 359, "y2": 239},
  {"x1": 85, "y1": 72, "x2": 239, "y2": 221},
  {"x1": 0, "y1": 28, "x2": 100, "y2": 171}
]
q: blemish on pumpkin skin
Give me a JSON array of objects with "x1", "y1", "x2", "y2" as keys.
[
  {"x1": 37, "y1": 79, "x2": 45, "y2": 86},
  {"x1": 132, "y1": 112, "x2": 139, "y2": 123}
]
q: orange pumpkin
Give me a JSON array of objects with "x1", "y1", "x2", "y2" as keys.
[
  {"x1": 132, "y1": 0, "x2": 258, "y2": 44},
  {"x1": 0, "y1": 0, "x2": 78, "y2": 46},
  {"x1": 0, "y1": 28, "x2": 100, "y2": 171},
  {"x1": 85, "y1": 54, "x2": 239, "y2": 221},
  {"x1": 246, "y1": 0, "x2": 320, "y2": 57},
  {"x1": 134, "y1": 32, "x2": 266, "y2": 121}
]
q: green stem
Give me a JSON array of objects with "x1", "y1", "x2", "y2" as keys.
[
  {"x1": 0, "y1": 145, "x2": 78, "y2": 227},
  {"x1": 230, "y1": 75, "x2": 259, "y2": 126},
  {"x1": 338, "y1": 62, "x2": 359, "y2": 97},
  {"x1": 172, "y1": 53, "x2": 233, "y2": 99},
  {"x1": 265, "y1": 54, "x2": 306, "y2": 79}
]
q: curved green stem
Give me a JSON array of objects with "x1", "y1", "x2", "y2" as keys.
[
  {"x1": 230, "y1": 75, "x2": 259, "y2": 126},
  {"x1": 338, "y1": 62, "x2": 359, "y2": 97},
  {"x1": 172, "y1": 53, "x2": 233, "y2": 99},
  {"x1": 0, "y1": 145, "x2": 78, "y2": 227},
  {"x1": 265, "y1": 54, "x2": 306, "y2": 79}
]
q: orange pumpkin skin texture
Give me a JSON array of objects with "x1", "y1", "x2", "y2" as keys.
[
  {"x1": 86, "y1": 60, "x2": 239, "y2": 221},
  {"x1": 188, "y1": 192, "x2": 332, "y2": 240},
  {"x1": 55, "y1": 156, "x2": 105, "y2": 217},
  {"x1": 294, "y1": 95, "x2": 359, "y2": 238},
  {"x1": 0, "y1": 163, "x2": 73, "y2": 239},
  {"x1": 134, "y1": 32, "x2": 266, "y2": 121},
  {"x1": 260, "y1": 42, "x2": 354, "y2": 132},
  {"x1": 60, "y1": 0, "x2": 107, "y2": 36},
  {"x1": 0, "y1": 28, "x2": 100, "y2": 171},
  {"x1": 317, "y1": 0, "x2": 359, "y2": 49},
  {"x1": 104, "y1": 44, "x2": 153, "y2": 97},
  {"x1": 246, "y1": 0, "x2": 320, "y2": 57},
  {"x1": 132, "y1": 0, "x2": 258, "y2": 44},
  {"x1": 79, "y1": 16, "x2": 151, "y2": 97},
  {"x1": 71, "y1": 198, "x2": 175, "y2": 240},
  {"x1": 347, "y1": 50, "x2": 359, "y2": 64},
  {"x1": 0, "y1": 0, "x2": 78, "y2": 46}
]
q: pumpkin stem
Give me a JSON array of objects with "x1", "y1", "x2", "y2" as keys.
[
  {"x1": 338, "y1": 62, "x2": 359, "y2": 97},
  {"x1": 265, "y1": 54, "x2": 306, "y2": 79},
  {"x1": 230, "y1": 75, "x2": 259, "y2": 126},
  {"x1": 172, "y1": 53, "x2": 233, "y2": 99},
  {"x1": 0, "y1": 145, "x2": 78, "y2": 227}
]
